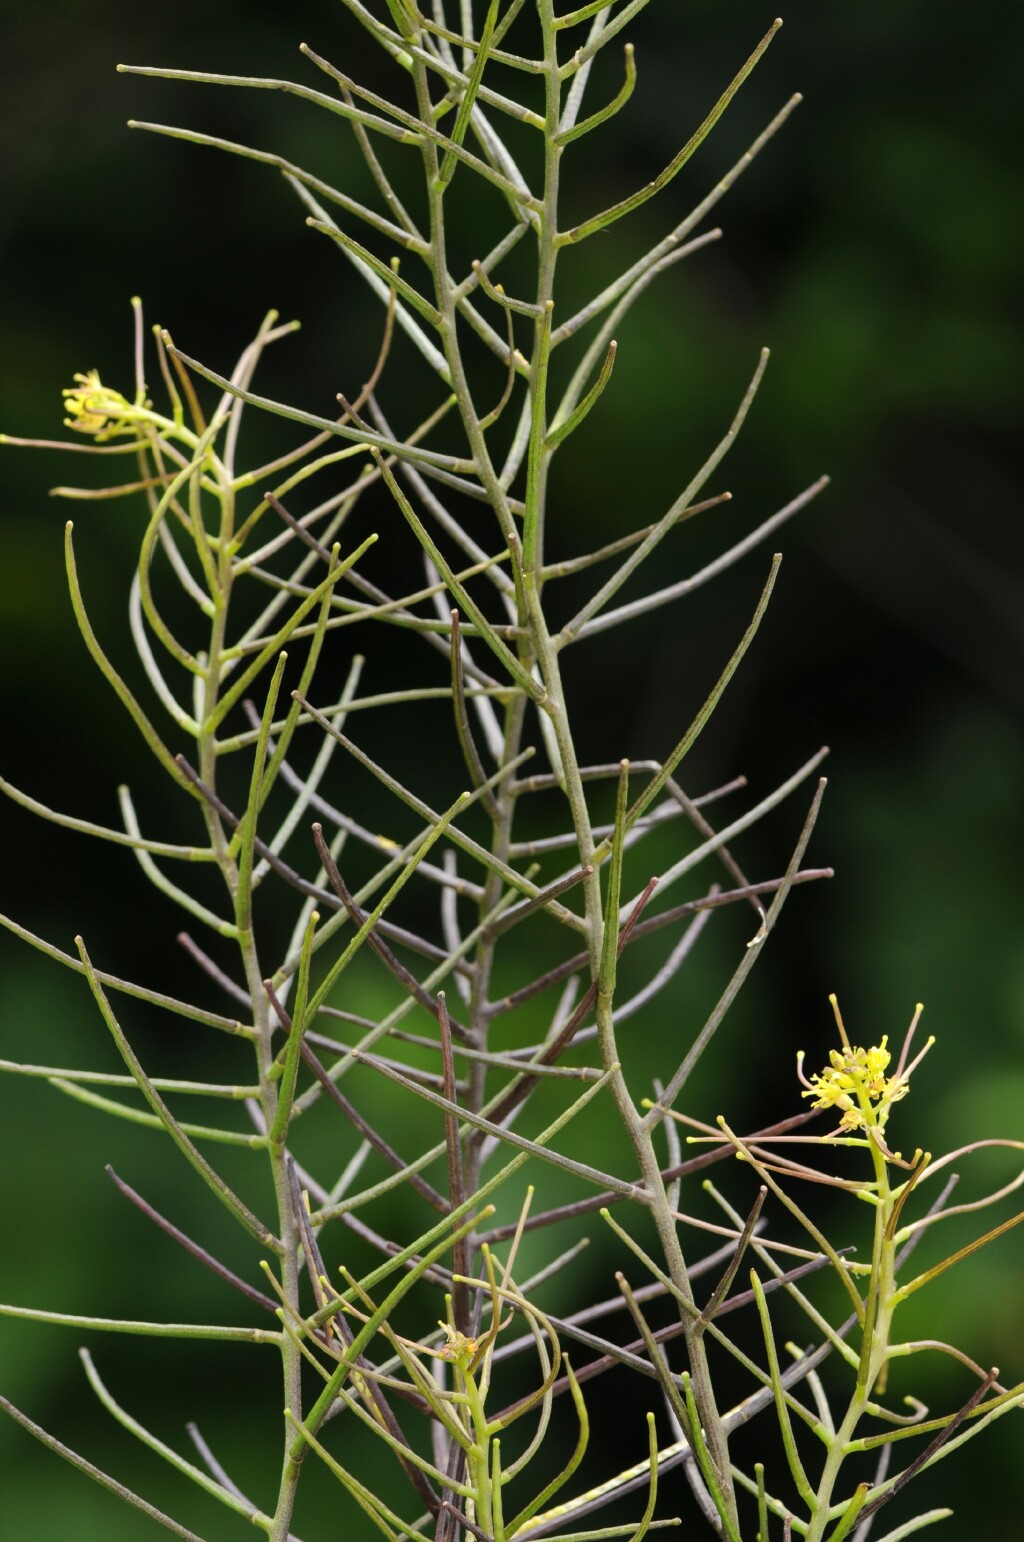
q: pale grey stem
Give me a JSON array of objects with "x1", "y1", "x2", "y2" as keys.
[
  {"x1": 623, "y1": 747, "x2": 829, "y2": 918},
  {"x1": 612, "y1": 906, "x2": 715, "y2": 1023},
  {"x1": 557, "y1": 9, "x2": 613, "y2": 135},
  {"x1": 577, "y1": 475, "x2": 831, "y2": 641},
  {"x1": 560, "y1": 349, "x2": 772, "y2": 643},
  {"x1": 647, "y1": 777, "x2": 828, "y2": 1124}
]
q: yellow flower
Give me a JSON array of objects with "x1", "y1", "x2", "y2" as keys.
[
  {"x1": 800, "y1": 1034, "x2": 907, "y2": 1134},
  {"x1": 436, "y1": 1321, "x2": 480, "y2": 1365},
  {"x1": 62, "y1": 370, "x2": 135, "y2": 440},
  {"x1": 799, "y1": 999, "x2": 932, "y2": 1143}
]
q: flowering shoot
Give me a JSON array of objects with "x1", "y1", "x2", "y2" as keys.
[
  {"x1": 798, "y1": 995, "x2": 934, "y2": 1137},
  {"x1": 62, "y1": 370, "x2": 139, "y2": 441}
]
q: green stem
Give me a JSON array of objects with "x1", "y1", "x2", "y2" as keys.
[
  {"x1": 188, "y1": 463, "x2": 308, "y2": 1542},
  {"x1": 804, "y1": 1137, "x2": 896, "y2": 1541}
]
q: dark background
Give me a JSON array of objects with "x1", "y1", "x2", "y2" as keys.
[{"x1": 1, "y1": 1, "x2": 1022, "y2": 1536}]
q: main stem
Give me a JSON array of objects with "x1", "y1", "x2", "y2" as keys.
[
  {"x1": 200, "y1": 479, "x2": 304, "y2": 1542},
  {"x1": 408, "y1": 6, "x2": 740, "y2": 1529},
  {"x1": 805, "y1": 1149, "x2": 895, "y2": 1541},
  {"x1": 527, "y1": 7, "x2": 739, "y2": 1529}
]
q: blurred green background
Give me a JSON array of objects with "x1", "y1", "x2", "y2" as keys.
[{"x1": 1, "y1": 0, "x2": 1022, "y2": 1536}]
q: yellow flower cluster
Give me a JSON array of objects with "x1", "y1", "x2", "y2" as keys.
[
  {"x1": 802, "y1": 1036, "x2": 909, "y2": 1133},
  {"x1": 436, "y1": 1321, "x2": 481, "y2": 1365},
  {"x1": 62, "y1": 370, "x2": 136, "y2": 440}
]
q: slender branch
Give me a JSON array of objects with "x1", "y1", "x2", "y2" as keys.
[{"x1": 0, "y1": 1397, "x2": 209, "y2": 1541}]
